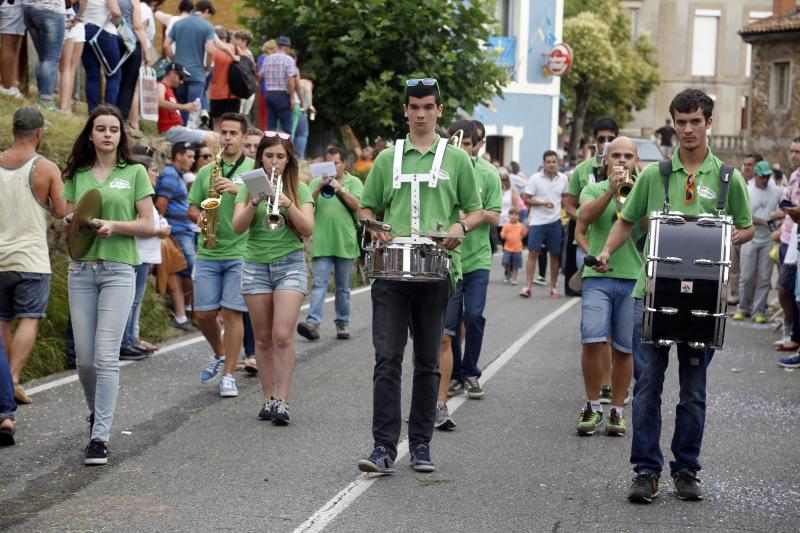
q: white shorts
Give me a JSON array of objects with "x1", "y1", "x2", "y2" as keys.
[
  {"x1": 65, "y1": 21, "x2": 85, "y2": 43},
  {"x1": 0, "y1": 3, "x2": 25, "y2": 37}
]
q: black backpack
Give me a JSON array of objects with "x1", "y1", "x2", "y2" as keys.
[{"x1": 228, "y1": 48, "x2": 258, "y2": 99}]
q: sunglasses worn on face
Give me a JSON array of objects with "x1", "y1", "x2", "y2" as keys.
[
  {"x1": 685, "y1": 173, "x2": 695, "y2": 204},
  {"x1": 265, "y1": 130, "x2": 292, "y2": 141},
  {"x1": 596, "y1": 136, "x2": 616, "y2": 143},
  {"x1": 200, "y1": 153, "x2": 213, "y2": 159}
]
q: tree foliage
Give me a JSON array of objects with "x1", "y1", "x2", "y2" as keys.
[
  {"x1": 241, "y1": 0, "x2": 507, "y2": 143},
  {"x1": 561, "y1": 0, "x2": 659, "y2": 157}
]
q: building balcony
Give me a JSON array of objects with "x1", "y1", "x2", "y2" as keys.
[{"x1": 710, "y1": 134, "x2": 747, "y2": 154}]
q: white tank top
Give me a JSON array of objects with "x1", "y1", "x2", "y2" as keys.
[{"x1": 0, "y1": 156, "x2": 51, "y2": 273}]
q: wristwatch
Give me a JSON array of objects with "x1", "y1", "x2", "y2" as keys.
[{"x1": 457, "y1": 220, "x2": 469, "y2": 234}]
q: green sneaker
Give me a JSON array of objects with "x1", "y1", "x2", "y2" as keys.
[
  {"x1": 599, "y1": 385, "x2": 612, "y2": 404},
  {"x1": 605, "y1": 408, "x2": 626, "y2": 436},
  {"x1": 732, "y1": 311, "x2": 745, "y2": 320},
  {"x1": 753, "y1": 314, "x2": 767, "y2": 324},
  {"x1": 576, "y1": 402, "x2": 603, "y2": 435}
]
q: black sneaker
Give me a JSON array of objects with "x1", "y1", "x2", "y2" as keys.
[
  {"x1": 297, "y1": 321, "x2": 320, "y2": 340},
  {"x1": 171, "y1": 317, "x2": 196, "y2": 333},
  {"x1": 672, "y1": 471, "x2": 703, "y2": 501},
  {"x1": 84, "y1": 439, "x2": 108, "y2": 465},
  {"x1": 258, "y1": 399, "x2": 275, "y2": 421},
  {"x1": 628, "y1": 473, "x2": 660, "y2": 503},
  {"x1": 119, "y1": 346, "x2": 149, "y2": 361},
  {"x1": 272, "y1": 400, "x2": 290, "y2": 426}
]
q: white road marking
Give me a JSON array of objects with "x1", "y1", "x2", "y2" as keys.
[
  {"x1": 293, "y1": 296, "x2": 580, "y2": 533},
  {"x1": 25, "y1": 286, "x2": 373, "y2": 397}
]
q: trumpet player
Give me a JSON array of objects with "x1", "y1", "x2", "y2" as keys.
[
  {"x1": 187, "y1": 113, "x2": 254, "y2": 398},
  {"x1": 232, "y1": 131, "x2": 314, "y2": 425},
  {"x1": 573, "y1": 137, "x2": 641, "y2": 439}
]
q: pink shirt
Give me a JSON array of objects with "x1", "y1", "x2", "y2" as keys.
[{"x1": 780, "y1": 169, "x2": 800, "y2": 245}]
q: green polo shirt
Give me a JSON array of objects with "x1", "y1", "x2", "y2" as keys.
[
  {"x1": 620, "y1": 148, "x2": 752, "y2": 299},
  {"x1": 309, "y1": 172, "x2": 363, "y2": 259},
  {"x1": 579, "y1": 179, "x2": 643, "y2": 280},
  {"x1": 462, "y1": 157, "x2": 502, "y2": 274},
  {"x1": 360, "y1": 134, "x2": 482, "y2": 284},
  {"x1": 63, "y1": 163, "x2": 154, "y2": 266},
  {"x1": 567, "y1": 156, "x2": 602, "y2": 198},
  {"x1": 188, "y1": 156, "x2": 255, "y2": 260}
]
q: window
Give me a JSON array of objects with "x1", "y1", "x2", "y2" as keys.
[
  {"x1": 498, "y1": 0, "x2": 514, "y2": 36},
  {"x1": 629, "y1": 8, "x2": 640, "y2": 40},
  {"x1": 745, "y1": 11, "x2": 772, "y2": 77},
  {"x1": 771, "y1": 61, "x2": 791, "y2": 109},
  {"x1": 691, "y1": 10, "x2": 720, "y2": 77}
]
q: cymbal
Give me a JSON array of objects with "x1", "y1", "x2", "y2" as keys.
[{"x1": 68, "y1": 188, "x2": 103, "y2": 260}]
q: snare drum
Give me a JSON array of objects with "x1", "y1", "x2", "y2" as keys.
[
  {"x1": 363, "y1": 238, "x2": 451, "y2": 282},
  {"x1": 642, "y1": 212, "x2": 732, "y2": 349}
]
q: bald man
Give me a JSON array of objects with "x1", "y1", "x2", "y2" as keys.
[{"x1": 573, "y1": 137, "x2": 642, "y2": 437}]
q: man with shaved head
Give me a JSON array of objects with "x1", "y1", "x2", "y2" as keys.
[{"x1": 573, "y1": 136, "x2": 641, "y2": 439}]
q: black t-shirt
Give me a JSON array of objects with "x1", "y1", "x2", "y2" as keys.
[{"x1": 655, "y1": 126, "x2": 676, "y2": 146}]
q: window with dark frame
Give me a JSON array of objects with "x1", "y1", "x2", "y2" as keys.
[{"x1": 771, "y1": 61, "x2": 791, "y2": 109}]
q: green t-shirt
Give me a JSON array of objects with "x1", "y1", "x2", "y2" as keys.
[
  {"x1": 187, "y1": 156, "x2": 254, "y2": 260},
  {"x1": 62, "y1": 163, "x2": 154, "y2": 265},
  {"x1": 309, "y1": 172, "x2": 363, "y2": 259},
  {"x1": 360, "y1": 134, "x2": 482, "y2": 283},
  {"x1": 620, "y1": 148, "x2": 753, "y2": 298},
  {"x1": 567, "y1": 156, "x2": 602, "y2": 198},
  {"x1": 462, "y1": 157, "x2": 502, "y2": 274},
  {"x1": 579, "y1": 180, "x2": 643, "y2": 280},
  {"x1": 235, "y1": 180, "x2": 314, "y2": 264}
]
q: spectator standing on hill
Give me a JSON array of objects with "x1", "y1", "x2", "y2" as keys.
[
  {"x1": 209, "y1": 27, "x2": 240, "y2": 131},
  {"x1": 79, "y1": 0, "x2": 124, "y2": 111},
  {"x1": 260, "y1": 35, "x2": 298, "y2": 134},
  {"x1": 257, "y1": 39, "x2": 277, "y2": 130},
  {"x1": 0, "y1": 0, "x2": 26, "y2": 99},
  {"x1": 117, "y1": 0, "x2": 150, "y2": 129},
  {"x1": 22, "y1": 0, "x2": 66, "y2": 111},
  {"x1": 59, "y1": 3, "x2": 86, "y2": 112}
]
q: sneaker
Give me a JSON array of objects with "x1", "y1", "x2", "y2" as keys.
[
  {"x1": 243, "y1": 356, "x2": 258, "y2": 374},
  {"x1": 778, "y1": 353, "x2": 800, "y2": 368},
  {"x1": 533, "y1": 275, "x2": 546, "y2": 286},
  {"x1": 84, "y1": 439, "x2": 108, "y2": 466},
  {"x1": 433, "y1": 401, "x2": 456, "y2": 430},
  {"x1": 296, "y1": 321, "x2": 320, "y2": 341},
  {"x1": 258, "y1": 398, "x2": 276, "y2": 421},
  {"x1": 272, "y1": 400, "x2": 290, "y2": 426},
  {"x1": 36, "y1": 97, "x2": 59, "y2": 112},
  {"x1": 219, "y1": 374, "x2": 239, "y2": 397},
  {"x1": 576, "y1": 402, "x2": 603, "y2": 435},
  {"x1": 0, "y1": 86, "x2": 22, "y2": 99},
  {"x1": 336, "y1": 322, "x2": 351, "y2": 340},
  {"x1": 628, "y1": 473, "x2": 660, "y2": 503},
  {"x1": 672, "y1": 471, "x2": 703, "y2": 501},
  {"x1": 409, "y1": 443, "x2": 436, "y2": 473},
  {"x1": 511, "y1": 280, "x2": 518, "y2": 286},
  {"x1": 605, "y1": 408, "x2": 626, "y2": 436},
  {"x1": 171, "y1": 317, "x2": 196, "y2": 332},
  {"x1": 358, "y1": 446, "x2": 396, "y2": 474},
  {"x1": 447, "y1": 379, "x2": 465, "y2": 397},
  {"x1": 503, "y1": 277, "x2": 510, "y2": 284},
  {"x1": 119, "y1": 345, "x2": 149, "y2": 361},
  {"x1": 753, "y1": 314, "x2": 767, "y2": 324},
  {"x1": 732, "y1": 311, "x2": 745, "y2": 321},
  {"x1": 519, "y1": 287, "x2": 532, "y2": 298},
  {"x1": 465, "y1": 376, "x2": 484, "y2": 399},
  {"x1": 200, "y1": 355, "x2": 225, "y2": 383},
  {"x1": 599, "y1": 385, "x2": 612, "y2": 404}
]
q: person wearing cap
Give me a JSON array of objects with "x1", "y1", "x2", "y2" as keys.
[
  {"x1": 0, "y1": 107, "x2": 67, "y2": 406},
  {"x1": 733, "y1": 160, "x2": 783, "y2": 323},
  {"x1": 158, "y1": 62, "x2": 218, "y2": 147},
  {"x1": 260, "y1": 35, "x2": 300, "y2": 134},
  {"x1": 356, "y1": 78, "x2": 482, "y2": 475}
]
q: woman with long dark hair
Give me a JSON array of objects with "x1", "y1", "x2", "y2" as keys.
[
  {"x1": 63, "y1": 105, "x2": 156, "y2": 465},
  {"x1": 232, "y1": 132, "x2": 314, "y2": 425}
]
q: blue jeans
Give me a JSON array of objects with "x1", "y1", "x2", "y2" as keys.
[
  {"x1": 82, "y1": 24, "x2": 121, "y2": 110},
  {"x1": 117, "y1": 41, "x2": 142, "y2": 120},
  {"x1": 121, "y1": 263, "x2": 150, "y2": 348},
  {"x1": 307, "y1": 256, "x2": 354, "y2": 326},
  {"x1": 176, "y1": 80, "x2": 206, "y2": 125},
  {"x1": 243, "y1": 312, "x2": 255, "y2": 357},
  {"x1": 0, "y1": 330, "x2": 15, "y2": 422},
  {"x1": 22, "y1": 6, "x2": 64, "y2": 98},
  {"x1": 451, "y1": 269, "x2": 490, "y2": 381},
  {"x1": 294, "y1": 113, "x2": 309, "y2": 160},
  {"x1": 68, "y1": 261, "x2": 135, "y2": 443},
  {"x1": 631, "y1": 298, "x2": 715, "y2": 475},
  {"x1": 266, "y1": 91, "x2": 293, "y2": 134}
]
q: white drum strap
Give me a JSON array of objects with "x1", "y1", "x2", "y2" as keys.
[{"x1": 588, "y1": 171, "x2": 596, "y2": 184}]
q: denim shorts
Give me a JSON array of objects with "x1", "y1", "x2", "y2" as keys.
[
  {"x1": 0, "y1": 271, "x2": 50, "y2": 320},
  {"x1": 528, "y1": 220, "x2": 562, "y2": 251},
  {"x1": 443, "y1": 279, "x2": 463, "y2": 337},
  {"x1": 193, "y1": 258, "x2": 247, "y2": 312},
  {"x1": 172, "y1": 231, "x2": 196, "y2": 278},
  {"x1": 580, "y1": 276, "x2": 636, "y2": 353},
  {"x1": 502, "y1": 251, "x2": 522, "y2": 269},
  {"x1": 241, "y1": 250, "x2": 308, "y2": 295}
]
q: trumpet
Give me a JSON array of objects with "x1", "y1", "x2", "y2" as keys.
[
  {"x1": 613, "y1": 165, "x2": 635, "y2": 206},
  {"x1": 263, "y1": 167, "x2": 285, "y2": 231},
  {"x1": 449, "y1": 129, "x2": 464, "y2": 149}
]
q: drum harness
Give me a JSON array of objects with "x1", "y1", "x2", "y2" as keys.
[{"x1": 658, "y1": 159, "x2": 734, "y2": 218}]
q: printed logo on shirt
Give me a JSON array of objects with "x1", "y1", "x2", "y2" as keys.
[
  {"x1": 433, "y1": 169, "x2": 450, "y2": 182},
  {"x1": 109, "y1": 179, "x2": 132, "y2": 190},
  {"x1": 232, "y1": 176, "x2": 244, "y2": 186},
  {"x1": 697, "y1": 185, "x2": 717, "y2": 201}
]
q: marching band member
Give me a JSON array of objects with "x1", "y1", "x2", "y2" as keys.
[
  {"x1": 597, "y1": 89, "x2": 753, "y2": 503},
  {"x1": 232, "y1": 131, "x2": 314, "y2": 425},
  {"x1": 356, "y1": 78, "x2": 482, "y2": 474}
]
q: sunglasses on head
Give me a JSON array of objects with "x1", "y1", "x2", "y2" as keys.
[
  {"x1": 406, "y1": 78, "x2": 440, "y2": 94},
  {"x1": 265, "y1": 130, "x2": 292, "y2": 141},
  {"x1": 685, "y1": 173, "x2": 695, "y2": 204},
  {"x1": 596, "y1": 135, "x2": 616, "y2": 143}
]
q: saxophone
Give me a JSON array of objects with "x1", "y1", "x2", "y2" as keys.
[{"x1": 199, "y1": 148, "x2": 224, "y2": 248}]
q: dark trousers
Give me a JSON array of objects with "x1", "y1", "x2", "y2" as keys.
[
  {"x1": 266, "y1": 91, "x2": 293, "y2": 134},
  {"x1": 117, "y1": 41, "x2": 142, "y2": 120},
  {"x1": 371, "y1": 279, "x2": 449, "y2": 457},
  {"x1": 563, "y1": 219, "x2": 579, "y2": 296},
  {"x1": 0, "y1": 329, "x2": 15, "y2": 420},
  {"x1": 243, "y1": 312, "x2": 255, "y2": 357}
]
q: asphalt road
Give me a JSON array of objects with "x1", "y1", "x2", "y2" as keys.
[{"x1": 1, "y1": 256, "x2": 799, "y2": 532}]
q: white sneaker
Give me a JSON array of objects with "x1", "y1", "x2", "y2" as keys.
[
  {"x1": 219, "y1": 373, "x2": 238, "y2": 397},
  {"x1": 0, "y1": 86, "x2": 22, "y2": 99}
]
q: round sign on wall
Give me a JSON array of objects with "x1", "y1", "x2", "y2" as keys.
[{"x1": 545, "y1": 43, "x2": 573, "y2": 76}]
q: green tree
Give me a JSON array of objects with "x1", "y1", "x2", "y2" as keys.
[
  {"x1": 561, "y1": 1, "x2": 659, "y2": 158},
  {"x1": 241, "y1": 0, "x2": 507, "y2": 144}
]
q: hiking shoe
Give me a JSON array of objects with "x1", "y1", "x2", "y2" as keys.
[
  {"x1": 447, "y1": 379, "x2": 465, "y2": 397},
  {"x1": 409, "y1": 443, "x2": 436, "y2": 473},
  {"x1": 200, "y1": 355, "x2": 225, "y2": 383},
  {"x1": 533, "y1": 275, "x2": 546, "y2": 286},
  {"x1": 732, "y1": 311, "x2": 745, "y2": 321},
  {"x1": 84, "y1": 439, "x2": 108, "y2": 466},
  {"x1": 778, "y1": 353, "x2": 800, "y2": 368},
  {"x1": 576, "y1": 402, "x2": 603, "y2": 435},
  {"x1": 465, "y1": 376, "x2": 484, "y2": 399},
  {"x1": 297, "y1": 321, "x2": 320, "y2": 340},
  {"x1": 219, "y1": 374, "x2": 239, "y2": 397},
  {"x1": 599, "y1": 385, "x2": 612, "y2": 404},
  {"x1": 243, "y1": 356, "x2": 258, "y2": 374},
  {"x1": 258, "y1": 398, "x2": 276, "y2": 421},
  {"x1": 753, "y1": 314, "x2": 767, "y2": 324},
  {"x1": 358, "y1": 446, "x2": 396, "y2": 474},
  {"x1": 628, "y1": 473, "x2": 660, "y2": 503},
  {"x1": 336, "y1": 322, "x2": 351, "y2": 340},
  {"x1": 272, "y1": 400, "x2": 290, "y2": 426},
  {"x1": 434, "y1": 401, "x2": 456, "y2": 430},
  {"x1": 672, "y1": 471, "x2": 703, "y2": 501},
  {"x1": 171, "y1": 317, "x2": 196, "y2": 332},
  {"x1": 605, "y1": 408, "x2": 626, "y2": 436}
]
